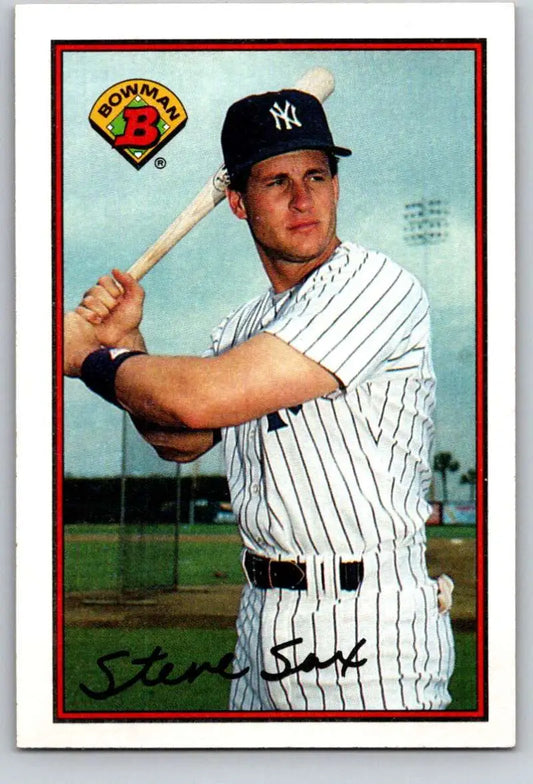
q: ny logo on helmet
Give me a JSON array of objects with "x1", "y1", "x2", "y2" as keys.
[{"x1": 269, "y1": 101, "x2": 302, "y2": 131}]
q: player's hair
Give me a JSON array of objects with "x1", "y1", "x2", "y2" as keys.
[{"x1": 229, "y1": 152, "x2": 340, "y2": 193}]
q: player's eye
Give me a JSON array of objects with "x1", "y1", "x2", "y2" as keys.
[{"x1": 266, "y1": 177, "x2": 286, "y2": 187}]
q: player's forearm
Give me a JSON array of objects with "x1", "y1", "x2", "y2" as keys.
[
  {"x1": 131, "y1": 416, "x2": 218, "y2": 462},
  {"x1": 115, "y1": 355, "x2": 222, "y2": 428},
  {"x1": 110, "y1": 333, "x2": 337, "y2": 428},
  {"x1": 75, "y1": 333, "x2": 338, "y2": 426}
]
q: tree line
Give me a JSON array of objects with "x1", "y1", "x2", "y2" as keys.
[
  {"x1": 433, "y1": 452, "x2": 476, "y2": 503},
  {"x1": 63, "y1": 475, "x2": 231, "y2": 525},
  {"x1": 64, "y1": 450, "x2": 476, "y2": 526}
]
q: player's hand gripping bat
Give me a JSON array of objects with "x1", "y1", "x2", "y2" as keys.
[{"x1": 125, "y1": 67, "x2": 335, "y2": 282}]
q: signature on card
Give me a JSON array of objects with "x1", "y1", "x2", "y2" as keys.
[{"x1": 79, "y1": 637, "x2": 368, "y2": 700}]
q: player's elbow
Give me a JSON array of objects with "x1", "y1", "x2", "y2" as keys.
[
  {"x1": 153, "y1": 445, "x2": 198, "y2": 464},
  {"x1": 148, "y1": 372, "x2": 226, "y2": 430},
  {"x1": 173, "y1": 395, "x2": 223, "y2": 431},
  {"x1": 150, "y1": 399, "x2": 203, "y2": 430},
  {"x1": 141, "y1": 395, "x2": 199, "y2": 430},
  {"x1": 178, "y1": 406, "x2": 216, "y2": 431}
]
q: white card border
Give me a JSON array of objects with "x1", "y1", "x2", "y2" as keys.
[{"x1": 15, "y1": 2, "x2": 515, "y2": 749}]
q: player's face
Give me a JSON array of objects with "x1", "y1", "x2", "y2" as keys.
[{"x1": 228, "y1": 149, "x2": 340, "y2": 278}]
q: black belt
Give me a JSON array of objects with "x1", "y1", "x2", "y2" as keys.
[{"x1": 244, "y1": 550, "x2": 364, "y2": 592}]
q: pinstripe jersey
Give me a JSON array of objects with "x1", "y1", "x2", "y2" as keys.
[
  {"x1": 208, "y1": 241, "x2": 435, "y2": 567},
  {"x1": 207, "y1": 241, "x2": 454, "y2": 710}
]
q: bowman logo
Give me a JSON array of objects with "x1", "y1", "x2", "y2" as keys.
[{"x1": 89, "y1": 79, "x2": 187, "y2": 169}]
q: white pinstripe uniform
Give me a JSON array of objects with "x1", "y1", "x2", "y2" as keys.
[{"x1": 208, "y1": 241, "x2": 455, "y2": 711}]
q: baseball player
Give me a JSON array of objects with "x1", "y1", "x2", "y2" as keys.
[{"x1": 64, "y1": 87, "x2": 455, "y2": 711}]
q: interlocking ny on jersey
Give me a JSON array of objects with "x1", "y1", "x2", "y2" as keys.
[{"x1": 207, "y1": 242, "x2": 435, "y2": 559}]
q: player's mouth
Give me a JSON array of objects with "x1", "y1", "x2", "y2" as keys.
[{"x1": 287, "y1": 220, "x2": 320, "y2": 233}]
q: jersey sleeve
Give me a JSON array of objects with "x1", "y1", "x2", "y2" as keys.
[
  {"x1": 201, "y1": 312, "x2": 234, "y2": 358},
  {"x1": 263, "y1": 252, "x2": 429, "y2": 390},
  {"x1": 201, "y1": 344, "x2": 216, "y2": 359},
  {"x1": 201, "y1": 334, "x2": 218, "y2": 359}
]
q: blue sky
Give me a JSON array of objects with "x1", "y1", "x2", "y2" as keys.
[{"x1": 62, "y1": 46, "x2": 476, "y2": 501}]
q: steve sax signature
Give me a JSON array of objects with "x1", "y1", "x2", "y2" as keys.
[{"x1": 79, "y1": 637, "x2": 368, "y2": 700}]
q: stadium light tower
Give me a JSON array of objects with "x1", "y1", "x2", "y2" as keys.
[
  {"x1": 403, "y1": 198, "x2": 449, "y2": 247},
  {"x1": 403, "y1": 198, "x2": 449, "y2": 289},
  {"x1": 403, "y1": 198, "x2": 449, "y2": 504}
]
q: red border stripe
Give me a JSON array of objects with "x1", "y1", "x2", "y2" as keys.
[
  {"x1": 474, "y1": 42, "x2": 487, "y2": 718},
  {"x1": 54, "y1": 39, "x2": 487, "y2": 722},
  {"x1": 54, "y1": 42, "x2": 65, "y2": 720},
  {"x1": 54, "y1": 40, "x2": 481, "y2": 52}
]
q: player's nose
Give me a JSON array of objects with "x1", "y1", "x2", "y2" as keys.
[{"x1": 289, "y1": 180, "x2": 313, "y2": 211}]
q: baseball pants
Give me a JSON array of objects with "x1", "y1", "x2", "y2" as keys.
[{"x1": 229, "y1": 540, "x2": 455, "y2": 711}]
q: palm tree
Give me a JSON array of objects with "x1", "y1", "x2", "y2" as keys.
[
  {"x1": 433, "y1": 451, "x2": 460, "y2": 503},
  {"x1": 460, "y1": 468, "x2": 476, "y2": 502}
]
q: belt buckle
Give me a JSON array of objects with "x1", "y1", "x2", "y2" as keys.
[
  {"x1": 283, "y1": 559, "x2": 306, "y2": 590},
  {"x1": 246, "y1": 550, "x2": 307, "y2": 590},
  {"x1": 267, "y1": 556, "x2": 306, "y2": 589},
  {"x1": 267, "y1": 558, "x2": 274, "y2": 588}
]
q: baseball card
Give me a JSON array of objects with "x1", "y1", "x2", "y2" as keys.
[{"x1": 15, "y1": 3, "x2": 515, "y2": 748}]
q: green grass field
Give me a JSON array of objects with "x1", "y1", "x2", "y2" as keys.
[
  {"x1": 64, "y1": 627, "x2": 238, "y2": 712},
  {"x1": 425, "y1": 524, "x2": 476, "y2": 539},
  {"x1": 63, "y1": 523, "x2": 478, "y2": 713},
  {"x1": 64, "y1": 522, "x2": 475, "y2": 592},
  {"x1": 448, "y1": 631, "x2": 477, "y2": 711},
  {"x1": 64, "y1": 529, "x2": 243, "y2": 591},
  {"x1": 64, "y1": 627, "x2": 476, "y2": 713}
]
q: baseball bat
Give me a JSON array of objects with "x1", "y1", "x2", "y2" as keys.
[{"x1": 126, "y1": 67, "x2": 335, "y2": 281}]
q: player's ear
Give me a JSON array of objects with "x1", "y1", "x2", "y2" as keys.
[
  {"x1": 332, "y1": 174, "x2": 340, "y2": 204},
  {"x1": 227, "y1": 188, "x2": 248, "y2": 220}
]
